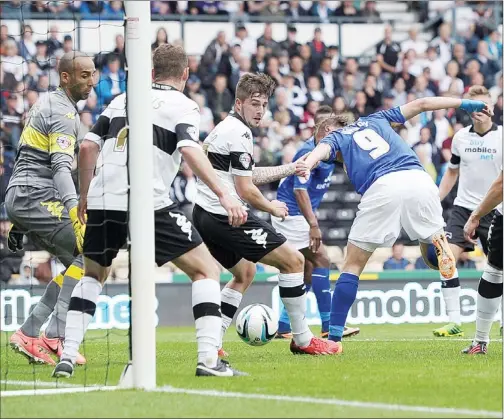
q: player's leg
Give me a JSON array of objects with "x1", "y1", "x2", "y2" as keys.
[
  {"x1": 220, "y1": 259, "x2": 256, "y2": 349},
  {"x1": 5, "y1": 186, "x2": 80, "y2": 364},
  {"x1": 432, "y1": 206, "x2": 474, "y2": 337},
  {"x1": 158, "y1": 206, "x2": 245, "y2": 376},
  {"x1": 463, "y1": 213, "x2": 503, "y2": 354},
  {"x1": 53, "y1": 210, "x2": 126, "y2": 378},
  {"x1": 301, "y1": 247, "x2": 331, "y2": 336}
]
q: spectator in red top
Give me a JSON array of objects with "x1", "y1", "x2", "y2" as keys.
[{"x1": 308, "y1": 28, "x2": 326, "y2": 70}]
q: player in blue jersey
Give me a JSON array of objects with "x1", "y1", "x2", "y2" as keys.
[
  {"x1": 299, "y1": 96, "x2": 492, "y2": 351},
  {"x1": 272, "y1": 106, "x2": 360, "y2": 339}
]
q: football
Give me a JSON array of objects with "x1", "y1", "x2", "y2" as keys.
[{"x1": 236, "y1": 304, "x2": 278, "y2": 346}]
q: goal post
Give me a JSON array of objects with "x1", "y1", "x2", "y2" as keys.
[{"x1": 120, "y1": 1, "x2": 156, "y2": 390}]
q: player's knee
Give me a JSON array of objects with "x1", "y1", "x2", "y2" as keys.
[
  {"x1": 234, "y1": 263, "x2": 256, "y2": 285},
  {"x1": 482, "y1": 263, "x2": 503, "y2": 285},
  {"x1": 280, "y1": 248, "x2": 305, "y2": 273},
  {"x1": 312, "y1": 251, "x2": 330, "y2": 268}
]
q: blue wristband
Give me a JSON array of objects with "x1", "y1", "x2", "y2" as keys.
[{"x1": 460, "y1": 99, "x2": 486, "y2": 113}]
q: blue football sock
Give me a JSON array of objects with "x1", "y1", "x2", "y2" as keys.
[
  {"x1": 311, "y1": 267, "x2": 331, "y2": 333},
  {"x1": 277, "y1": 305, "x2": 291, "y2": 333},
  {"x1": 329, "y1": 272, "x2": 359, "y2": 342}
]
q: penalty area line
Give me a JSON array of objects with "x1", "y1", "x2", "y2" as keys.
[
  {"x1": 152, "y1": 386, "x2": 503, "y2": 418},
  {"x1": 0, "y1": 385, "x2": 119, "y2": 398}
]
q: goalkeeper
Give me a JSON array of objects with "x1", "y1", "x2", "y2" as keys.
[{"x1": 5, "y1": 51, "x2": 95, "y2": 366}]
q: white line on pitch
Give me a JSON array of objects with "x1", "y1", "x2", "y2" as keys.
[
  {"x1": 153, "y1": 386, "x2": 502, "y2": 418},
  {"x1": 0, "y1": 385, "x2": 119, "y2": 397},
  {"x1": 0, "y1": 380, "x2": 105, "y2": 389}
]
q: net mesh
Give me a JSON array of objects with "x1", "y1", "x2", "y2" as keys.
[{"x1": 1, "y1": 1, "x2": 130, "y2": 391}]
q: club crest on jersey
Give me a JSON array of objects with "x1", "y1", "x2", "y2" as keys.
[
  {"x1": 239, "y1": 153, "x2": 252, "y2": 169},
  {"x1": 186, "y1": 126, "x2": 198, "y2": 142},
  {"x1": 56, "y1": 135, "x2": 72, "y2": 150}
]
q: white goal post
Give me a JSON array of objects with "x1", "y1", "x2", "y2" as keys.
[{"x1": 120, "y1": 1, "x2": 156, "y2": 390}]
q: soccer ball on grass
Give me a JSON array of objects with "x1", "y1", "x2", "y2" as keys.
[{"x1": 236, "y1": 304, "x2": 278, "y2": 346}]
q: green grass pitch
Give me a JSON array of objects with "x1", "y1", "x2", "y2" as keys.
[{"x1": 1, "y1": 324, "x2": 502, "y2": 418}]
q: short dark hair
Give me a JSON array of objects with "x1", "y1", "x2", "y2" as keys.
[
  {"x1": 235, "y1": 73, "x2": 276, "y2": 102},
  {"x1": 153, "y1": 44, "x2": 188, "y2": 81},
  {"x1": 58, "y1": 51, "x2": 89, "y2": 76}
]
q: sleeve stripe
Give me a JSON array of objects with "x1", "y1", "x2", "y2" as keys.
[
  {"x1": 231, "y1": 168, "x2": 253, "y2": 177},
  {"x1": 208, "y1": 151, "x2": 231, "y2": 171}
]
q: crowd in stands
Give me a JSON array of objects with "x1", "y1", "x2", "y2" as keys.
[{"x1": 0, "y1": 0, "x2": 501, "y2": 282}]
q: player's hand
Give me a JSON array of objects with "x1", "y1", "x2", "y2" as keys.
[
  {"x1": 7, "y1": 224, "x2": 24, "y2": 253},
  {"x1": 219, "y1": 194, "x2": 248, "y2": 227},
  {"x1": 294, "y1": 154, "x2": 310, "y2": 177},
  {"x1": 460, "y1": 99, "x2": 494, "y2": 117},
  {"x1": 78, "y1": 196, "x2": 88, "y2": 226},
  {"x1": 69, "y1": 206, "x2": 85, "y2": 253},
  {"x1": 309, "y1": 225, "x2": 322, "y2": 253},
  {"x1": 270, "y1": 200, "x2": 288, "y2": 220},
  {"x1": 463, "y1": 214, "x2": 480, "y2": 245}
]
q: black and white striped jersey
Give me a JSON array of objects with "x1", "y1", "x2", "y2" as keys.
[
  {"x1": 195, "y1": 113, "x2": 254, "y2": 215},
  {"x1": 85, "y1": 83, "x2": 201, "y2": 211}
]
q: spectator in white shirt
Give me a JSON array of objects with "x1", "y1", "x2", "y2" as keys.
[
  {"x1": 424, "y1": 46, "x2": 446, "y2": 82},
  {"x1": 430, "y1": 23, "x2": 454, "y2": 66},
  {"x1": 439, "y1": 60, "x2": 464, "y2": 96},
  {"x1": 231, "y1": 23, "x2": 257, "y2": 58},
  {"x1": 193, "y1": 94, "x2": 214, "y2": 139},
  {"x1": 401, "y1": 26, "x2": 428, "y2": 57},
  {"x1": 390, "y1": 77, "x2": 408, "y2": 107},
  {"x1": 489, "y1": 71, "x2": 502, "y2": 105},
  {"x1": 2, "y1": 40, "x2": 27, "y2": 82},
  {"x1": 405, "y1": 114, "x2": 422, "y2": 147}
]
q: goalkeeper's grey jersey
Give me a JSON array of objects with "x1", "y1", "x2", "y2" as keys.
[
  {"x1": 85, "y1": 83, "x2": 201, "y2": 211},
  {"x1": 7, "y1": 88, "x2": 80, "y2": 210}
]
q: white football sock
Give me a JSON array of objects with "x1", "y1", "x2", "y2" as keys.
[
  {"x1": 475, "y1": 292, "x2": 500, "y2": 344},
  {"x1": 62, "y1": 276, "x2": 102, "y2": 364},
  {"x1": 440, "y1": 269, "x2": 461, "y2": 325},
  {"x1": 278, "y1": 272, "x2": 312, "y2": 347},
  {"x1": 192, "y1": 279, "x2": 221, "y2": 368},
  {"x1": 220, "y1": 287, "x2": 243, "y2": 347}
]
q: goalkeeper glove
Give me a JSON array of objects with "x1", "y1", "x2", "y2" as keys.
[
  {"x1": 460, "y1": 99, "x2": 487, "y2": 113},
  {"x1": 69, "y1": 206, "x2": 85, "y2": 254},
  {"x1": 7, "y1": 224, "x2": 24, "y2": 253}
]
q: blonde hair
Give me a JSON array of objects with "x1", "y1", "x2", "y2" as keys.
[{"x1": 467, "y1": 85, "x2": 490, "y2": 99}]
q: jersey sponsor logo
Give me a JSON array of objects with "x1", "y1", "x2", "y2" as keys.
[
  {"x1": 239, "y1": 153, "x2": 252, "y2": 170},
  {"x1": 445, "y1": 231, "x2": 452, "y2": 239},
  {"x1": 245, "y1": 228, "x2": 268, "y2": 248},
  {"x1": 40, "y1": 201, "x2": 64, "y2": 221},
  {"x1": 186, "y1": 126, "x2": 198, "y2": 142},
  {"x1": 169, "y1": 212, "x2": 193, "y2": 241},
  {"x1": 114, "y1": 125, "x2": 129, "y2": 152},
  {"x1": 56, "y1": 135, "x2": 72, "y2": 150}
]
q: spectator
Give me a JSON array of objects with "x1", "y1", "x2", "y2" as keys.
[
  {"x1": 474, "y1": 40, "x2": 500, "y2": 84},
  {"x1": 1, "y1": 62, "x2": 18, "y2": 96},
  {"x1": 35, "y1": 73, "x2": 50, "y2": 101},
  {"x1": 401, "y1": 26, "x2": 428, "y2": 57},
  {"x1": 109, "y1": 34, "x2": 125, "y2": 70},
  {"x1": 334, "y1": 0, "x2": 360, "y2": 17},
  {"x1": 318, "y1": 56, "x2": 338, "y2": 99},
  {"x1": 257, "y1": 23, "x2": 281, "y2": 56},
  {"x1": 267, "y1": 110, "x2": 296, "y2": 152},
  {"x1": 383, "y1": 243, "x2": 413, "y2": 270},
  {"x1": 352, "y1": 90, "x2": 373, "y2": 117},
  {"x1": 430, "y1": 23, "x2": 454, "y2": 66},
  {"x1": 336, "y1": 73, "x2": 357, "y2": 108},
  {"x1": 299, "y1": 43, "x2": 318, "y2": 78},
  {"x1": 411, "y1": 75, "x2": 435, "y2": 99},
  {"x1": 232, "y1": 23, "x2": 256, "y2": 59},
  {"x1": 362, "y1": 74, "x2": 382, "y2": 109},
  {"x1": 95, "y1": 55, "x2": 126, "y2": 107},
  {"x1": 392, "y1": 57, "x2": 417, "y2": 92},
  {"x1": 151, "y1": 27, "x2": 168, "y2": 51},
  {"x1": 47, "y1": 49, "x2": 65, "y2": 88},
  {"x1": 229, "y1": 55, "x2": 252, "y2": 93},
  {"x1": 327, "y1": 45, "x2": 341, "y2": 71},
  {"x1": 332, "y1": 96, "x2": 355, "y2": 123},
  {"x1": 452, "y1": 43, "x2": 468, "y2": 76},
  {"x1": 62, "y1": 34, "x2": 73, "y2": 53},
  {"x1": 414, "y1": 255, "x2": 430, "y2": 269},
  {"x1": 24, "y1": 89, "x2": 39, "y2": 110},
  {"x1": 426, "y1": 108, "x2": 453, "y2": 149},
  {"x1": 46, "y1": 25, "x2": 63, "y2": 56},
  {"x1": 301, "y1": 99, "x2": 319, "y2": 127},
  {"x1": 207, "y1": 74, "x2": 233, "y2": 124},
  {"x1": 0, "y1": 24, "x2": 15, "y2": 47},
  {"x1": 424, "y1": 46, "x2": 446, "y2": 83},
  {"x1": 185, "y1": 74, "x2": 204, "y2": 102},
  {"x1": 462, "y1": 58, "x2": 481, "y2": 86},
  {"x1": 485, "y1": 29, "x2": 503, "y2": 63},
  {"x1": 218, "y1": 42, "x2": 242, "y2": 80},
  {"x1": 0, "y1": 218, "x2": 24, "y2": 283},
  {"x1": 379, "y1": 92, "x2": 395, "y2": 111},
  {"x1": 280, "y1": 25, "x2": 301, "y2": 58},
  {"x1": 260, "y1": 0, "x2": 284, "y2": 17},
  {"x1": 251, "y1": 44, "x2": 267, "y2": 73},
  {"x1": 290, "y1": 55, "x2": 307, "y2": 92},
  {"x1": 282, "y1": 73, "x2": 307, "y2": 111},
  {"x1": 271, "y1": 87, "x2": 300, "y2": 127},
  {"x1": 493, "y1": 94, "x2": 503, "y2": 125},
  {"x1": 338, "y1": 57, "x2": 364, "y2": 91},
  {"x1": 285, "y1": 0, "x2": 309, "y2": 20},
  {"x1": 390, "y1": 77, "x2": 408, "y2": 107},
  {"x1": 193, "y1": 93, "x2": 214, "y2": 140},
  {"x1": 265, "y1": 55, "x2": 283, "y2": 85},
  {"x1": 361, "y1": 0, "x2": 381, "y2": 22},
  {"x1": 439, "y1": 60, "x2": 464, "y2": 96},
  {"x1": 79, "y1": 0, "x2": 104, "y2": 16},
  {"x1": 489, "y1": 71, "x2": 502, "y2": 104},
  {"x1": 412, "y1": 126, "x2": 437, "y2": 180},
  {"x1": 404, "y1": 114, "x2": 422, "y2": 147},
  {"x1": 201, "y1": 30, "x2": 228, "y2": 80},
  {"x1": 456, "y1": 252, "x2": 477, "y2": 269},
  {"x1": 104, "y1": 0, "x2": 124, "y2": 19},
  {"x1": 33, "y1": 40, "x2": 52, "y2": 72},
  {"x1": 310, "y1": 0, "x2": 333, "y2": 22},
  {"x1": 307, "y1": 27, "x2": 327, "y2": 71},
  {"x1": 376, "y1": 25, "x2": 401, "y2": 75},
  {"x1": 19, "y1": 24, "x2": 36, "y2": 61},
  {"x1": 278, "y1": 50, "x2": 291, "y2": 76},
  {"x1": 1, "y1": 93, "x2": 23, "y2": 148},
  {"x1": 2, "y1": 40, "x2": 27, "y2": 82},
  {"x1": 306, "y1": 75, "x2": 330, "y2": 105}
]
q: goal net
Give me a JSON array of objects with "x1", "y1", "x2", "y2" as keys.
[{"x1": 1, "y1": 1, "x2": 155, "y2": 395}]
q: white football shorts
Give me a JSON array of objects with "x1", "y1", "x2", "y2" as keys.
[
  {"x1": 349, "y1": 169, "x2": 445, "y2": 252},
  {"x1": 271, "y1": 215, "x2": 310, "y2": 250}
]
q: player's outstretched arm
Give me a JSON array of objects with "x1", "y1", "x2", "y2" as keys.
[
  {"x1": 302, "y1": 143, "x2": 332, "y2": 174},
  {"x1": 400, "y1": 97, "x2": 493, "y2": 121},
  {"x1": 252, "y1": 155, "x2": 308, "y2": 186},
  {"x1": 464, "y1": 171, "x2": 503, "y2": 243},
  {"x1": 78, "y1": 139, "x2": 100, "y2": 224},
  {"x1": 180, "y1": 146, "x2": 247, "y2": 227}
]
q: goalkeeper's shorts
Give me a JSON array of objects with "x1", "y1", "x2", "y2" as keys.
[
  {"x1": 84, "y1": 204, "x2": 203, "y2": 268},
  {"x1": 5, "y1": 185, "x2": 78, "y2": 266}
]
